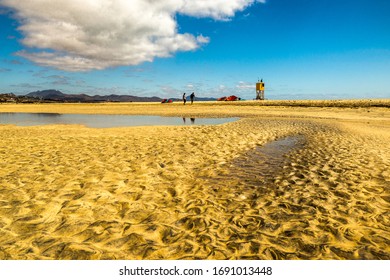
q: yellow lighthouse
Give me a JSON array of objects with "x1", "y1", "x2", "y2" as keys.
[{"x1": 256, "y1": 79, "x2": 265, "y2": 100}]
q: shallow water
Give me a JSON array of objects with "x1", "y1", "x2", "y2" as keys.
[
  {"x1": 232, "y1": 135, "x2": 306, "y2": 182},
  {"x1": 0, "y1": 113, "x2": 238, "y2": 128}
]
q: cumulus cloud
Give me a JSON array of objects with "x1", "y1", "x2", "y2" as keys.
[{"x1": 1, "y1": 0, "x2": 264, "y2": 71}]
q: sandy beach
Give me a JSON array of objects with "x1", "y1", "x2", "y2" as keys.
[{"x1": 0, "y1": 100, "x2": 389, "y2": 260}]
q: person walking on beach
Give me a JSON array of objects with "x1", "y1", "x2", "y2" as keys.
[
  {"x1": 190, "y1": 92, "x2": 195, "y2": 104},
  {"x1": 183, "y1": 93, "x2": 186, "y2": 105}
]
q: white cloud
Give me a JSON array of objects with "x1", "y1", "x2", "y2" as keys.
[
  {"x1": 179, "y1": 0, "x2": 265, "y2": 20},
  {"x1": 1, "y1": 0, "x2": 264, "y2": 71},
  {"x1": 236, "y1": 81, "x2": 255, "y2": 90}
]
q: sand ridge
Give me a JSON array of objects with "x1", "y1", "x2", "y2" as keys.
[{"x1": 0, "y1": 102, "x2": 389, "y2": 259}]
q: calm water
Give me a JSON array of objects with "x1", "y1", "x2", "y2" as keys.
[
  {"x1": 209, "y1": 135, "x2": 306, "y2": 186},
  {"x1": 0, "y1": 113, "x2": 238, "y2": 128}
]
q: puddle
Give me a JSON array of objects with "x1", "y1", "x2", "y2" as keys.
[
  {"x1": 237, "y1": 135, "x2": 305, "y2": 174},
  {"x1": 214, "y1": 135, "x2": 306, "y2": 187},
  {"x1": 0, "y1": 113, "x2": 238, "y2": 128}
]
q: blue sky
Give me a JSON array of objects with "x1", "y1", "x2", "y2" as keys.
[{"x1": 0, "y1": 0, "x2": 389, "y2": 100}]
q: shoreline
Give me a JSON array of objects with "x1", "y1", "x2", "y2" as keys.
[{"x1": 1, "y1": 100, "x2": 389, "y2": 123}]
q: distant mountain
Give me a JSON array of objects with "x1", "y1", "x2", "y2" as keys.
[
  {"x1": 26, "y1": 90, "x2": 162, "y2": 102},
  {"x1": 24, "y1": 89, "x2": 218, "y2": 103},
  {"x1": 26, "y1": 89, "x2": 65, "y2": 99}
]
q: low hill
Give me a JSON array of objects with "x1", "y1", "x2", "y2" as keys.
[
  {"x1": 0, "y1": 93, "x2": 39, "y2": 103},
  {"x1": 1, "y1": 90, "x2": 217, "y2": 103},
  {"x1": 26, "y1": 90, "x2": 162, "y2": 102}
]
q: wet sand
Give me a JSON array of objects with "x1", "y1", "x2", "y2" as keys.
[{"x1": 0, "y1": 101, "x2": 389, "y2": 259}]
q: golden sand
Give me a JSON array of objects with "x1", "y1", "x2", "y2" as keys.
[{"x1": 0, "y1": 101, "x2": 389, "y2": 259}]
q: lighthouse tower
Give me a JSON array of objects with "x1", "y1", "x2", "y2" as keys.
[{"x1": 256, "y1": 79, "x2": 265, "y2": 100}]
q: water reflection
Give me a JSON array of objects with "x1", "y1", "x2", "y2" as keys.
[
  {"x1": 0, "y1": 113, "x2": 238, "y2": 128},
  {"x1": 36, "y1": 113, "x2": 61, "y2": 117},
  {"x1": 182, "y1": 117, "x2": 196, "y2": 124}
]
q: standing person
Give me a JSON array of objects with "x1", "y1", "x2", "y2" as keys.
[
  {"x1": 190, "y1": 92, "x2": 195, "y2": 104},
  {"x1": 183, "y1": 93, "x2": 186, "y2": 105}
]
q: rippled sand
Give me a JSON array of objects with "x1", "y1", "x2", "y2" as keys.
[{"x1": 0, "y1": 102, "x2": 389, "y2": 259}]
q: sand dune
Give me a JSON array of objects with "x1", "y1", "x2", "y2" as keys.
[{"x1": 0, "y1": 102, "x2": 389, "y2": 259}]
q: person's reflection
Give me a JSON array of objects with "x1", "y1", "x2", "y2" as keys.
[{"x1": 182, "y1": 117, "x2": 195, "y2": 124}]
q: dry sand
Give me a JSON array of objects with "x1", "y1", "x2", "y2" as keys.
[{"x1": 0, "y1": 101, "x2": 389, "y2": 259}]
